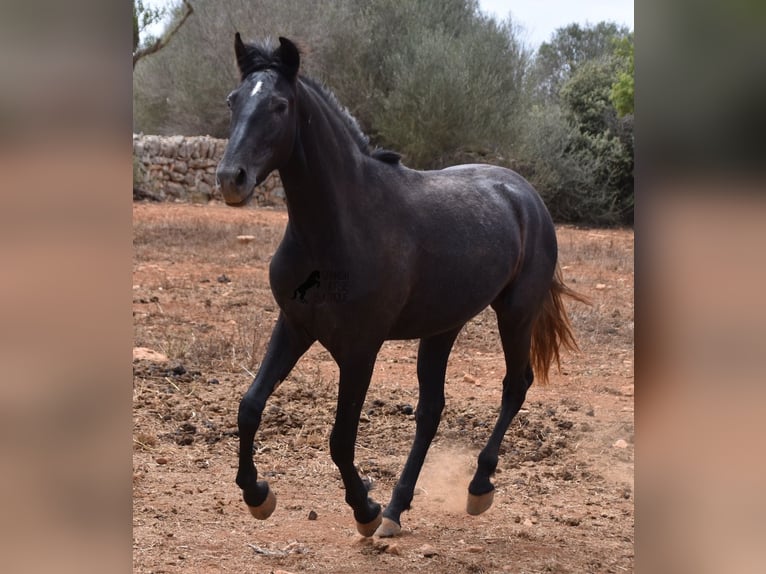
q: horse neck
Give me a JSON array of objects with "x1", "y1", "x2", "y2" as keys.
[{"x1": 278, "y1": 81, "x2": 366, "y2": 247}]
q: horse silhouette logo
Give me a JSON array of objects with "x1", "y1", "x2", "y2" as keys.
[{"x1": 292, "y1": 270, "x2": 320, "y2": 302}]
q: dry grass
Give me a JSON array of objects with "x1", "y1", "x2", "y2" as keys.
[{"x1": 133, "y1": 204, "x2": 283, "y2": 265}]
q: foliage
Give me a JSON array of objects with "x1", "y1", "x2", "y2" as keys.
[
  {"x1": 318, "y1": 0, "x2": 529, "y2": 168},
  {"x1": 610, "y1": 36, "x2": 634, "y2": 117},
  {"x1": 529, "y1": 22, "x2": 632, "y2": 103},
  {"x1": 133, "y1": 0, "x2": 166, "y2": 52},
  {"x1": 132, "y1": 2, "x2": 633, "y2": 225},
  {"x1": 519, "y1": 24, "x2": 633, "y2": 225},
  {"x1": 133, "y1": 1, "x2": 194, "y2": 69}
]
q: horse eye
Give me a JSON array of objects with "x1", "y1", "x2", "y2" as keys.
[
  {"x1": 226, "y1": 95, "x2": 233, "y2": 109},
  {"x1": 273, "y1": 99, "x2": 288, "y2": 114}
]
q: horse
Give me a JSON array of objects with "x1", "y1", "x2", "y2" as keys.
[{"x1": 216, "y1": 34, "x2": 586, "y2": 538}]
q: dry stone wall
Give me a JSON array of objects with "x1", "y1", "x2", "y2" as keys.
[{"x1": 132, "y1": 134, "x2": 285, "y2": 207}]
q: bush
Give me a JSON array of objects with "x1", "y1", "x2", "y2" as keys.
[{"x1": 520, "y1": 33, "x2": 634, "y2": 225}]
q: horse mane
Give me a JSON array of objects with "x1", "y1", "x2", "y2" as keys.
[{"x1": 237, "y1": 37, "x2": 401, "y2": 165}]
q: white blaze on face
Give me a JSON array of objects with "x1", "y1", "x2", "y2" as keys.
[{"x1": 250, "y1": 81, "x2": 263, "y2": 97}]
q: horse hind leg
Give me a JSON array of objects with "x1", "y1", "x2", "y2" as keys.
[
  {"x1": 376, "y1": 327, "x2": 462, "y2": 537},
  {"x1": 466, "y1": 306, "x2": 535, "y2": 516}
]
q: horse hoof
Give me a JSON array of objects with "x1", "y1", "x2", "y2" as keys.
[
  {"x1": 247, "y1": 486, "x2": 276, "y2": 520},
  {"x1": 466, "y1": 489, "x2": 495, "y2": 516},
  {"x1": 374, "y1": 517, "x2": 402, "y2": 538},
  {"x1": 356, "y1": 511, "x2": 382, "y2": 537}
]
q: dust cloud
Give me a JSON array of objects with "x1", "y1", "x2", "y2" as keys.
[{"x1": 415, "y1": 446, "x2": 476, "y2": 514}]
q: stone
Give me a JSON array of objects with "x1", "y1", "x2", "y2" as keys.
[
  {"x1": 165, "y1": 182, "x2": 185, "y2": 199},
  {"x1": 201, "y1": 173, "x2": 217, "y2": 186},
  {"x1": 133, "y1": 347, "x2": 168, "y2": 363},
  {"x1": 384, "y1": 543, "x2": 401, "y2": 555},
  {"x1": 146, "y1": 137, "x2": 160, "y2": 155},
  {"x1": 197, "y1": 181, "x2": 213, "y2": 198}
]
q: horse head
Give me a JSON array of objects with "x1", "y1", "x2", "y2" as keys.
[{"x1": 216, "y1": 35, "x2": 301, "y2": 206}]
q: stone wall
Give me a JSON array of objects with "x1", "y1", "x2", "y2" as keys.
[{"x1": 132, "y1": 134, "x2": 285, "y2": 207}]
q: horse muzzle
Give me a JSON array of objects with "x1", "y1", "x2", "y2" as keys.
[{"x1": 216, "y1": 163, "x2": 254, "y2": 206}]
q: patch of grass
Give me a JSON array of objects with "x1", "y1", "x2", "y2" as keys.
[{"x1": 133, "y1": 208, "x2": 282, "y2": 265}]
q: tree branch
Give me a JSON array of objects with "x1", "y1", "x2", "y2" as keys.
[{"x1": 133, "y1": 0, "x2": 194, "y2": 69}]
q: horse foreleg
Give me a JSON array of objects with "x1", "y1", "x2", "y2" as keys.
[
  {"x1": 236, "y1": 313, "x2": 314, "y2": 519},
  {"x1": 330, "y1": 353, "x2": 381, "y2": 536}
]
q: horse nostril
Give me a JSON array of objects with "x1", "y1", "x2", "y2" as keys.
[{"x1": 235, "y1": 168, "x2": 247, "y2": 187}]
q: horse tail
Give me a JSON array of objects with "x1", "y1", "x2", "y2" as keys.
[{"x1": 530, "y1": 265, "x2": 590, "y2": 384}]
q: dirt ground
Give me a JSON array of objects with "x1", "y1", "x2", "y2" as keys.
[{"x1": 132, "y1": 202, "x2": 634, "y2": 573}]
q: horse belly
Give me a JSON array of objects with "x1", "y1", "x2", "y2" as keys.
[{"x1": 387, "y1": 255, "x2": 512, "y2": 340}]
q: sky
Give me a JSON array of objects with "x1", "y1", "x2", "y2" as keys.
[
  {"x1": 478, "y1": 0, "x2": 633, "y2": 47},
  {"x1": 141, "y1": 0, "x2": 634, "y2": 49}
]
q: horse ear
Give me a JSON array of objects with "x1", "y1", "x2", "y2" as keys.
[
  {"x1": 234, "y1": 32, "x2": 248, "y2": 75},
  {"x1": 277, "y1": 36, "x2": 300, "y2": 80}
]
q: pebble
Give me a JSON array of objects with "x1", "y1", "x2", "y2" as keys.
[
  {"x1": 132, "y1": 347, "x2": 168, "y2": 363},
  {"x1": 613, "y1": 439, "x2": 629, "y2": 448},
  {"x1": 385, "y1": 543, "x2": 401, "y2": 555},
  {"x1": 465, "y1": 545, "x2": 484, "y2": 553},
  {"x1": 419, "y1": 544, "x2": 437, "y2": 557},
  {"x1": 155, "y1": 457, "x2": 168, "y2": 465},
  {"x1": 236, "y1": 235, "x2": 256, "y2": 243},
  {"x1": 308, "y1": 510, "x2": 318, "y2": 520},
  {"x1": 463, "y1": 373, "x2": 478, "y2": 385}
]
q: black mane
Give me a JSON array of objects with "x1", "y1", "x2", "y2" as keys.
[{"x1": 237, "y1": 37, "x2": 401, "y2": 165}]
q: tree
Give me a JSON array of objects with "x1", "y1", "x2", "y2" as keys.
[
  {"x1": 133, "y1": 0, "x2": 194, "y2": 69},
  {"x1": 610, "y1": 36, "x2": 634, "y2": 117},
  {"x1": 530, "y1": 22, "x2": 631, "y2": 102},
  {"x1": 519, "y1": 22, "x2": 634, "y2": 225},
  {"x1": 320, "y1": 0, "x2": 530, "y2": 167}
]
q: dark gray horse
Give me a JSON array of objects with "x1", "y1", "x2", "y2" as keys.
[{"x1": 217, "y1": 35, "x2": 585, "y2": 538}]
